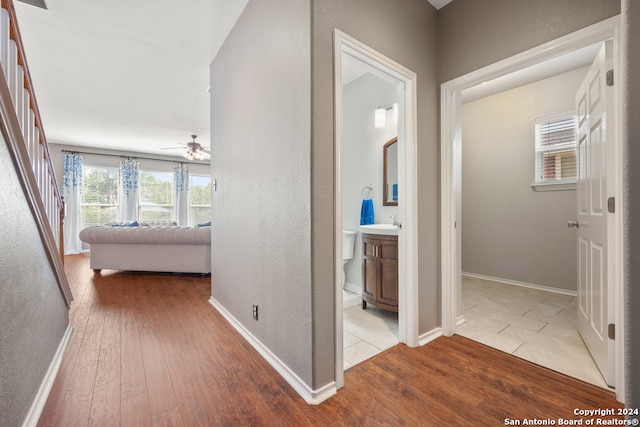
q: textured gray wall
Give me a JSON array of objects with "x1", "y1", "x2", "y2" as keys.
[
  {"x1": 0, "y1": 134, "x2": 69, "y2": 426},
  {"x1": 210, "y1": 0, "x2": 314, "y2": 386},
  {"x1": 438, "y1": 0, "x2": 621, "y2": 83},
  {"x1": 462, "y1": 67, "x2": 586, "y2": 291},
  {"x1": 312, "y1": 0, "x2": 440, "y2": 366},
  {"x1": 621, "y1": 0, "x2": 640, "y2": 410}
]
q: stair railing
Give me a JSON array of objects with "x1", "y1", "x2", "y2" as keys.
[{"x1": 0, "y1": 0, "x2": 72, "y2": 306}]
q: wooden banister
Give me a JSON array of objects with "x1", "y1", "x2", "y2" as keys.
[{"x1": 1, "y1": 0, "x2": 71, "y2": 305}]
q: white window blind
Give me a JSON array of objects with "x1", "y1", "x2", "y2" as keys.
[
  {"x1": 81, "y1": 166, "x2": 119, "y2": 229},
  {"x1": 535, "y1": 114, "x2": 577, "y2": 185}
]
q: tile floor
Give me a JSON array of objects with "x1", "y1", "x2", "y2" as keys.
[
  {"x1": 342, "y1": 290, "x2": 399, "y2": 370},
  {"x1": 458, "y1": 275, "x2": 609, "y2": 389}
]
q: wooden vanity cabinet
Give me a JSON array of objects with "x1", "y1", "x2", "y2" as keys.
[{"x1": 361, "y1": 233, "x2": 398, "y2": 312}]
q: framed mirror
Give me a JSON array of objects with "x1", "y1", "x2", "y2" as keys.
[{"x1": 383, "y1": 137, "x2": 398, "y2": 206}]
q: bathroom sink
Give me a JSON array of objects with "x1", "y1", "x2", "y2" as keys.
[{"x1": 359, "y1": 224, "x2": 399, "y2": 236}]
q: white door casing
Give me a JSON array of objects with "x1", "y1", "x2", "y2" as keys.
[
  {"x1": 575, "y1": 41, "x2": 614, "y2": 386},
  {"x1": 440, "y1": 17, "x2": 624, "y2": 401},
  {"x1": 333, "y1": 29, "x2": 419, "y2": 390}
]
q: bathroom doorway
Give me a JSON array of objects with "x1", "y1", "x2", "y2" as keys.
[{"x1": 333, "y1": 30, "x2": 418, "y2": 389}]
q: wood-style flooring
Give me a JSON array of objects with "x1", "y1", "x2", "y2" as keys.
[{"x1": 38, "y1": 254, "x2": 623, "y2": 426}]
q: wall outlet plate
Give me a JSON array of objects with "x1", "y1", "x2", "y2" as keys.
[{"x1": 252, "y1": 304, "x2": 258, "y2": 321}]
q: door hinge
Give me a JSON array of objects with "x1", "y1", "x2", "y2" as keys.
[
  {"x1": 608, "y1": 196, "x2": 615, "y2": 213},
  {"x1": 606, "y1": 69, "x2": 614, "y2": 86},
  {"x1": 608, "y1": 323, "x2": 615, "y2": 340}
]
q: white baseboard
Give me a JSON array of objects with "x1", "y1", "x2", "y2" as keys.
[
  {"x1": 456, "y1": 315, "x2": 466, "y2": 327},
  {"x1": 343, "y1": 281, "x2": 360, "y2": 294},
  {"x1": 23, "y1": 324, "x2": 73, "y2": 427},
  {"x1": 462, "y1": 272, "x2": 577, "y2": 297},
  {"x1": 209, "y1": 297, "x2": 336, "y2": 405},
  {"x1": 417, "y1": 326, "x2": 442, "y2": 346}
]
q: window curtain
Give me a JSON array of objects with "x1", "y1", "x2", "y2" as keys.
[
  {"x1": 174, "y1": 163, "x2": 189, "y2": 226},
  {"x1": 119, "y1": 158, "x2": 139, "y2": 222},
  {"x1": 62, "y1": 153, "x2": 83, "y2": 254}
]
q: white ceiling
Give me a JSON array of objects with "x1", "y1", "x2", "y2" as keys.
[
  {"x1": 461, "y1": 43, "x2": 601, "y2": 103},
  {"x1": 14, "y1": 0, "x2": 249, "y2": 157}
]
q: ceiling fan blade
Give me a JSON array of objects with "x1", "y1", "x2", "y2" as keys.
[
  {"x1": 201, "y1": 147, "x2": 211, "y2": 153},
  {"x1": 161, "y1": 146, "x2": 185, "y2": 150}
]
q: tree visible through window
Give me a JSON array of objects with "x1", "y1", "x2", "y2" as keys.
[
  {"x1": 139, "y1": 171, "x2": 173, "y2": 222},
  {"x1": 189, "y1": 175, "x2": 211, "y2": 225},
  {"x1": 535, "y1": 114, "x2": 578, "y2": 185},
  {"x1": 81, "y1": 166, "x2": 119, "y2": 228}
]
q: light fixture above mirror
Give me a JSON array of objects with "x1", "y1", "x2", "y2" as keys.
[{"x1": 374, "y1": 103, "x2": 399, "y2": 128}]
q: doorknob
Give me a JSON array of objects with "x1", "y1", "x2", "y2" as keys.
[{"x1": 567, "y1": 220, "x2": 579, "y2": 228}]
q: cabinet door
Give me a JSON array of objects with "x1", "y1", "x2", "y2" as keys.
[
  {"x1": 362, "y1": 237, "x2": 377, "y2": 300},
  {"x1": 378, "y1": 239, "x2": 398, "y2": 306}
]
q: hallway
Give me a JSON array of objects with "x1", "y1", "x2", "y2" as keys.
[{"x1": 38, "y1": 255, "x2": 621, "y2": 426}]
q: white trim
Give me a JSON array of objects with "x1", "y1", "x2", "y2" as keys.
[
  {"x1": 343, "y1": 281, "x2": 360, "y2": 294},
  {"x1": 417, "y1": 327, "x2": 442, "y2": 346},
  {"x1": 22, "y1": 325, "x2": 73, "y2": 427},
  {"x1": 462, "y1": 272, "x2": 578, "y2": 297},
  {"x1": 610, "y1": 23, "x2": 625, "y2": 403},
  {"x1": 531, "y1": 182, "x2": 576, "y2": 192},
  {"x1": 209, "y1": 298, "x2": 336, "y2": 405},
  {"x1": 440, "y1": 15, "x2": 625, "y2": 402},
  {"x1": 334, "y1": 29, "x2": 419, "y2": 389},
  {"x1": 457, "y1": 315, "x2": 466, "y2": 327}
]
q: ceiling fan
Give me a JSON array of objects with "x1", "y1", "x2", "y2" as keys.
[{"x1": 162, "y1": 135, "x2": 210, "y2": 160}]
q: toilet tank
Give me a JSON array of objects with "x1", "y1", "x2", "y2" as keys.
[{"x1": 342, "y1": 230, "x2": 357, "y2": 261}]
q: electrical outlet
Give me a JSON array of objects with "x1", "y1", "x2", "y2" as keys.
[{"x1": 252, "y1": 304, "x2": 258, "y2": 321}]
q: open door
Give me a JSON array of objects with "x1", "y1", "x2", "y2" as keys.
[{"x1": 574, "y1": 41, "x2": 614, "y2": 386}]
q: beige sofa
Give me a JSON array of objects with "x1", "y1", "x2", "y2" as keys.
[{"x1": 79, "y1": 225, "x2": 211, "y2": 275}]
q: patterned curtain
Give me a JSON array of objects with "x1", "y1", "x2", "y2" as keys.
[
  {"x1": 119, "y1": 158, "x2": 139, "y2": 222},
  {"x1": 174, "y1": 163, "x2": 189, "y2": 226},
  {"x1": 62, "y1": 153, "x2": 83, "y2": 254}
]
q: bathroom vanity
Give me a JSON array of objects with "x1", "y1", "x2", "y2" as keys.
[{"x1": 361, "y1": 232, "x2": 398, "y2": 312}]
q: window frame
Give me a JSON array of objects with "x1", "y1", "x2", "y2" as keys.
[
  {"x1": 531, "y1": 112, "x2": 578, "y2": 192},
  {"x1": 137, "y1": 169, "x2": 175, "y2": 223},
  {"x1": 188, "y1": 174, "x2": 212, "y2": 226}
]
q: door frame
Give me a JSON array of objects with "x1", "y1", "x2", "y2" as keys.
[
  {"x1": 439, "y1": 16, "x2": 625, "y2": 402},
  {"x1": 334, "y1": 29, "x2": 419, "y2": 389}
]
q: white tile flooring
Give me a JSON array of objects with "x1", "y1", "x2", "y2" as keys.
[
  {"x1": 458, "y1": 275, "x2": 609, "y2": 389},
  {"x1": 342, "y1": 290, "x2": 399, "y2": 370}
]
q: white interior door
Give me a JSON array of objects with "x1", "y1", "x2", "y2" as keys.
[{"x1": 575, "y1": 41, "x2": 613, "y2": 386}]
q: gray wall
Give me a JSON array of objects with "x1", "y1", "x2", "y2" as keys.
[
  {"x1": 211, "y1": 0, "x2": 439, "y2": 393},
  {"x1": 313, "y1": 0, "x2": 440, "y2": 369},
  {"x1": 438, "y1": 0, "x2": 621, "y2": 83},
  {"x1": 342, "y1": 73, "x2": 398, "y2": 288},
  {"x1": 210, "y1": 0, "x2": 314, "y2": 387},
  {"x1": 462, "y1": 67, "x2": 587, "y2": 291},
  {"x1": 0, "y1": 134, "x2": 69, "y2": 426},
  {"x1": 621, "y1": 0, "x2": 640, "y2": 410}
]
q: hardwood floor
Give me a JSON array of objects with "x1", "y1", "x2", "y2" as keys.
[{"x1": 38, "y1": 254, "x2": 623, "y2": 426}]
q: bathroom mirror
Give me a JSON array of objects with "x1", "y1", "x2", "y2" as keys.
[{"x1": 383, "y1": 137, "x2": 398, "y2": 206}]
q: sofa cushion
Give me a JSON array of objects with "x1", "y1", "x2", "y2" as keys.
[{"x1": 79, "y1": 225, "x2": 211, "y2": 245}]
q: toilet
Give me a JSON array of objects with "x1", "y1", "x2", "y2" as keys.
[{"x1": 342, "y1": 230, "x2": 357, "y2": 288}]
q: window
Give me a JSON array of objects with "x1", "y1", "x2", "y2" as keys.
[
  {"x1": 139, "y1": 171, "x2": 174, "y2": 222},
  {"x1": 81, "y1": 166, "x2": 119, "y2": 228},
  {"x1": 534, "y1": 114, "x2": 578, "y2": 190},
  {"x1": 189, "y1": 175, "x2": 211, "y2": 225}
]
